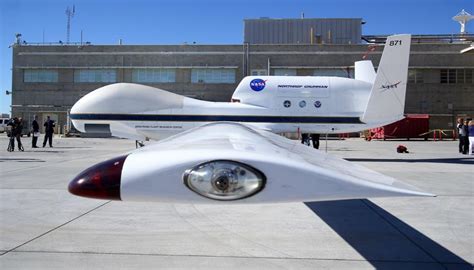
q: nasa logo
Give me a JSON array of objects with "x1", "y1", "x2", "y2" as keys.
[
  {"x1": 314, "y1": 101, "x2": 322, "y2": 108},
  {"x1": 250, "y1": 79, "x2": 266, "y2": 91},
  {"x1": 380, "y1": 81, "x2": 401, "y2": 92}
]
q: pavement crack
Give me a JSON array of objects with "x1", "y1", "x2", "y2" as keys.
[{"x1": 1, "y1": 201, "x2": 111, "y2": 256}]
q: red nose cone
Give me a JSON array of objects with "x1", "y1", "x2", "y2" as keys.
[{"x1": 68, "y1": 155, "x2": 127, "y2": 200}]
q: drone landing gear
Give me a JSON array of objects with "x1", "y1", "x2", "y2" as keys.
[{"x1": 135, "y1": 140, "x2": 145, "y2": 148}]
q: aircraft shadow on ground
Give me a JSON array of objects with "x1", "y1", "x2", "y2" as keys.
[
  {"x1": 0, "y1": 158, "x2": 45, "y2": 162},
  {"x1": 304, "y1": 199, "x2": 471, "y2": 270},
  {"x1": 20, "y1": 150, "x2": 65, "y2": 154},
  {"x1": 327, "y1": 148, "x2": 359, "y2": 152},
  {"x1": 50, "y1": 146, "x2": 93, "y2": 149},
  {"x1": 344, "y1": 157, "x2": 473, "y2": 165}
]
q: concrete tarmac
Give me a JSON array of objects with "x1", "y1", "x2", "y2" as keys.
[{"x1": 0, "y1": 134, "x2": 472, "y2": 269}]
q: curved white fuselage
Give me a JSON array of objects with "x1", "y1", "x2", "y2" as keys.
[{"x1": 71, "y1": 76, "x2": 391, "y2": 141}]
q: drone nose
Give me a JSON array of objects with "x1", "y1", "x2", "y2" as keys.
[{"x1": 68, "y1": 155, "x2": 127, "y2": 200}]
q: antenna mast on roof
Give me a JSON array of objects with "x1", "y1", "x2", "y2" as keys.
[
  {"x1": 65, "y1": 5, "x2": 75, "y2": 44},
  {"x1": 452, "y1": 9, "x2": 473, "y2": 34}
]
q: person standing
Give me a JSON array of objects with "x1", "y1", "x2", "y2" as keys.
[
  {"x1": 16, "y1": 118, "x2": 24, "y2": 151},
  {"x1": 7, "y1": 117, "x2": 23, "y2": 151},
  {"x1": 468, "y1": 120, "x2": 474, "y2": 155},
  {"x1": 6, "y1": 118, "x2": 16, "y2": 151},
  {"x1": 43, "y1": 116, "x2": 55, "y2": 147},
  {"x1": 457, "y1": 118, "x2": 465, "y2": 153},
  {"x1": 31, "y1": 115, "x2": 40, "y2": 148},
  {"x1": 9, "y1": 117, "x2": 24, "y2": 151},
  {"x1": 463, "y1": 120, "x2": 470, "y2": 155},
  {"x1": 301, "y1": 133, "x2": 310, "y2": 146},
  {"x1": 311, "y1": 133, "x2": 320, "y2": 149}
]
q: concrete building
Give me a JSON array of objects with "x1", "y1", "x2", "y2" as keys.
[{"x1": 9, "y1": 18, "x2": 474, "y2": 134}]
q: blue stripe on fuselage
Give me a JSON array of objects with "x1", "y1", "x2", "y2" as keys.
[{"x1": 70, "y1": 114, "x2": 363, "y2": 124}]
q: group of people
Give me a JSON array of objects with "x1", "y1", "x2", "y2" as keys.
[
  {"x1": 7, "y1": 115, "x2": 56, "y2": 151},
  {"x1": 457, "y1": 118, "x2": 474, "y2": 155}
]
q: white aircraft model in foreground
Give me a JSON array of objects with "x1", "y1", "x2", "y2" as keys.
[{"x1": 68, "y1": 34, "x2": 434, "y2": 203}]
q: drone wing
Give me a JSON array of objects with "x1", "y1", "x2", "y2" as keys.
[{"x1": 69, "y1": 122, "x2": 433, "y2": 203}]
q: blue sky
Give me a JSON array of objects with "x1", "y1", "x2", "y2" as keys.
[{"x1": 0, "y1": 0, "x2": 472, "y2": 114}]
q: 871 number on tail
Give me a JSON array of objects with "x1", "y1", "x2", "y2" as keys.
[{"x1": 389, "y1": 40, "x2": 402, "y2": 46}]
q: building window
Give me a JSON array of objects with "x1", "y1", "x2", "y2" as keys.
[
  {"x1": 456, "y1": 69, "x2": 473, "y2": 84},
  {"x1": 273, "y1": 69, "x2": 296, "y2": 76},
  {"x1": 74, "y1": 69, "x2": 116, "y2": 83},
  {"x1": 440, "y1": 69, "x2": 472, "y2": 84},
  {"x1": 408, "y1": 69, "x2": 424, "y2": 83},
  {"x1": 448, "y1": 69, "x2": 456, "y2": 84},
  {"x1": 440, "y1": 69, "x2": 448, "y2": 84},
  {"x1": 251, "y1": 69, "x2": 268, "y2": 76},
  {"x1": 466, "y1": 69, "x2": 473, "y2": 84},
  {"x1": 191, "y1": 69, "x2": 235, "y2": 83},
  {"x1": 24, "y1": 70, "x2": 58, "y2": 83},
  {"x1": 132, "y1": 69, "x2": 176, "y2": 83},
  {"x1": 313, "y1": 68, "x2": 353, "y2": 78}
]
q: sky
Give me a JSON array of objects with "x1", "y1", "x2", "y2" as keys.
[{"x1": 0, "y1": 0, "x2": 472, "y2": 114}]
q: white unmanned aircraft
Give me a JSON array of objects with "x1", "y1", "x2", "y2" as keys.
[{"x1": 68, "y1": 34, "x2": 434, "y2": 203}]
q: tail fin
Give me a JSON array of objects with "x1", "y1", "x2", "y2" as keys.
[
  {"x1": 355, "y1": 60, "x2": 376, "y2": 84},
  {"x1": 362, "y1": 34, "x2": 411, "y2": 124}
]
